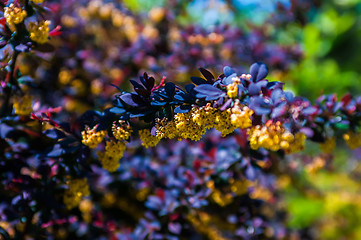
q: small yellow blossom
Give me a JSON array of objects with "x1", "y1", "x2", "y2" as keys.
[
  {"x1": 28, "y1": 20, "x2": 51, "y2": 44},
  {"x1": 112, "y1": 120, "x2": 132, "y2": 141},
  {"x1": 139, "y1": 129, "x2": 160, "y2": 148},
  {"x1": 97, "y1": 140, "x2": 126, "y2": 172},
  {"x1": 81, "y1": 125, "x2": 107, "y2": 148},
  {"x1": 4, "y1": 4, "x2": 27, "y2": 26},
  {"x1": 343, "y1": 131, "x2": 361, "y2": 149},
  {"x1": 320, "y1": 137, "x2": 336, "y2": 153},
  {"x1": 192, "y1": 103, "x2": 216, "y2": 129},
  {"x1": 230, "y1": 103, "x2": 253, "y2": 129},
  {"x1": 13, "y1": 95, "x2": 33, "y2": 115},
  {"x1": 155, "y1": 118, "x2": 178, "y2": 139},
  {"x1": 226, "y1": 77, "x2": 241, "y2": 98},
  {"x1": 248, "y1": 121, "x2": 306, "y2": 153},
  {"x1": 174, "y1": 107, "x2": 206, "y2": 141},
  {"x1": 63, "y1": 178, "x2": 90, "y2": 209},
  {"x1": 214, "y1": 108, "x2": 236, "y2": 137}
]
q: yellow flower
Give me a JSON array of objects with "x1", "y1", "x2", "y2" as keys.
[
  {"x1": 13, "y1": 95, "x2": 33, "y2": 115},
  {"x1": 343, "y1": 131, "x2": 361, "y2": 149},
  {"x1": 230, "y1": 104, "x2": 253, "y2": 129},
  {"x1": 248, "y1": 121, "x2": 306, "y2": 153},
  {"x1": 63, "y1": 178, "x2": 90, "y2": 209},
  {"x1": 226, "y1": 77, "x2": 241, "y2": 98},
  {"x1": 81, "y1": 125, "x2": 107, "y2": 148},
  {"x1": 112, "y1": 120, "x2": 132, "y2": 141},
  {"x1": 28, "y1": 20, "x2": 51, "y2": 44},
  {"x1": 97, "y1": 140, "x2": 126, "y2": 172},
  {"x1": 155, "y1": 118, "x2": 178, "y2": 139},
  {"x1": 4, "y1": 4, "x2": 27, "y2": 26},
  {"x1": 192, "y1": 103, "x2": 216, "y2": 129},
  {"x1": 174, "y1": 107, "x2": 206, "y2": 141},
  {"x1": 139, "y1": 129, "x2": 160, "y2": 148},
  {"x1": 214, "y1": 108, "x2": 236, "y2": 137}
]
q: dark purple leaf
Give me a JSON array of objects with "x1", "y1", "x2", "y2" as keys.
[
  {"x1": 130, "y1": 80, "x2": 145, "y2": 90},
  {"x1": 199, "y1": 67, "x2": 214, "y2": 83},
  {"x1": 185, "y1": 84, "x2": 195, "y2": 94},
  {"x1": 165, "y1": 82, "x2": 175, "y2": 97},
  {"x1": 190, "y1": 77, "x2": 208, "y2": 85},
  {"x1": 119, "y1": 93, "x2": 146, "y2": 107}
]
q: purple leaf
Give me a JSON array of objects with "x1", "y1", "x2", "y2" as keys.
[{"x1": 199, "y1": 67, "x2": 214, "y2": 83}]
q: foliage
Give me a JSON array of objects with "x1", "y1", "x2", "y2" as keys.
[{"x1": 1, "y1": 0, "x2": 361, "y2": 240}]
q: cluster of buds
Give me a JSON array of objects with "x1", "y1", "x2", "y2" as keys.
[
  {"x1": 248, "y1": 121, "x2": 306, "y2": 153},
  {"x1": 138, "y1": 129, "x2": 160, "y2": 148},
  {"x1": 81, "y1": 125, "x2": 107, "y2": 148},
  {"x1": 97, "y1": 140, "x2": 126, "y2": 172},
  {"x1": 4, "y1": 4, "x2": 27, "y2": 26},
  {"x1": 28, "y1": 20, "x2": 51, "y2": 44},
  {"x1": 112, "y1": 120, "x2": 132, "y2": 141}
]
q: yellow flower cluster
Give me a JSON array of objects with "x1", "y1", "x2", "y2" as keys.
[
  {"x1": 139, "y1": 129, "x2": 160, "y2": 148},
  {"x1": 343, "y1": 131, "x2": 361, "y2": 149},
  {"x1": 230, "y1": 104, "x2": 253, "y2": 129},
  {"x1": 63, "y1": 178, "x2": 90, "y2": 209},
  {"x1": 112, "y1": 120, "x2": 132, "y2": 141},
  {"x1": 4, "y1": 4, "x2": 27, "y2": 26},
  {"x1": 156, "y1": 105, "x2": 245, "y2": 141},
  {"x1": 155, "y1": 117, "x2": 178, "y2": 139},
  {"x1": 81, "y1": 125, "x2": 107, "y2": 148},
  {"x1": 13, "y1": 95, "x2": 33, "y2": 115},
  {"x1": 214, "y1": 108, "x2": 236, "y2": 137},
  {"x1": 28, "y1": 20, "x2": 51, "y2": 44},
  {"x1": 173, "y1": 107, "x2": 207, "y2": 141},
  {"x1": 320, "y1": 137, "x2": 336, "y2": 153},
  {"x1": 226, "y1": 77, "x2": 241, "y2": 98},
  {"x1": 31, "y1": 0, "x2": 44, "y2": 3},
  {"x1": 97, "y1": 140, "x2": 126, "y2": 172},
  {"x1": 191, "y1": 103, "x2": 216, "y2": 129},
  {"x1": 248, "y1": 121, "x2": 306, "y2": 153}
]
